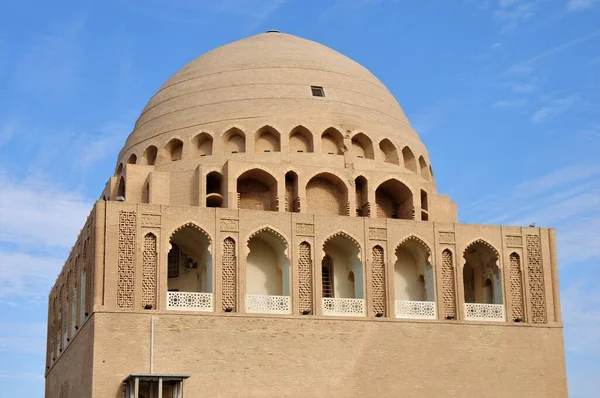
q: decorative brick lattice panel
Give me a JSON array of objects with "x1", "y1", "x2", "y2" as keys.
[
  {"x1": 296, "y1": 223, "x2": 314, "y2": 236},
  {"x1": 395, "y1": 300, "x2": 436, "y2": 319},
  {"x1": 441, "y1": 249, "x2": 456, "y2": 318},
  {"x1": 298, "y1": 242, "x2": 313, "y2": 313},
  {"x1": 509, "y1": 253, "x2": 524, "y2": 321},
  {"x1": 506, "y1": 235, "x2": 523, "y2": 247},
  {"x1": 368, "y1": 227, "x2": 386, "y2": 240},
  {"x1": 526, "y1": 235, "x2": 546, "y2": 323},
  {"x1": 371, "y1": 246, "x2": 386, "y2": 315},
  {"x1": 222, "y1": 237, "x2": 237, "y2": 311},
  {"x1": 141, "y1": 213, "x2": 161, "y2": 227},
  {"x1": 117, "y1": 211, "x2": 136, "y2": 309},
  {"x1": 246, "y1": 295, "x2": 291, "y2": 314},
  {"x1": 438, "y1": 231, "x2": 455, "y2": 244},
  {"x1": 142, "y1": 234, "x2": 157, "y2": 309}
]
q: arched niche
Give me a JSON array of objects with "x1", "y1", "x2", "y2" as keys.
[
  {"x1": 206, "y1": 171, "x2": 223, "y2": 208},
  {"x1": 402, "y1": 146, "x2": 417, "y2": 173},
  {"x1": 115, "y1": 163, "x2": 123, "y2": 176},
  {"x1": 375, "y1": 179, "x2": 413, "y2": 219},
  {"x1": 140, "y1": 146, "x2": 157, "y2": 166},
  {"x1": 463, "y1": 240, "x2": 503, "y2": 304},
  {"x1": 322, "y1": 234, "x2": 363, "y2": 299},
  {"x1": 167, "y1": 224, "x2": 213, "y2": 294},
  {"x1": 306, "y1": 172, "x2": 348, "y2": 216},
  {"x1": 127, "y1": 154, "x2": 137, "y2": 164},
  {"x1": 354, "y1": 176, "x2": 368, "y2": 217},
  {"x1": 117, "y1": 176, "x2": 126, "y2": 199},
  {"x1": 419, "y1": 156, "x2": 430, "y2": 181},
  {"x1": 351, "y1": 133, "x2": 374, "y2": 159},
  {"x1": 394, "y1": 238, "x2": 434, "y2": 302},
  {"x1": 289, "y1": 126, "x2": 313, "y2": 153},
  {"x1": 223, "y1": 128, "x2": 246, "y2": 153},
  {"x1": 379, "y1": 138, "x2": 399, "y2": 164},
  {"x1": 246, "y1": 228, "x2": 290, "y2": 296},
  {"x1": 285, "y1": 171, "x2": 299, "y2": 212},
  {"x1": 321, "y1": 127, "x2": 344, "y2": 155},
  {"x1": 237, "y1": 168, "x2": 278, "y2": 211},
  {"x1": 255, "y1": 126, "x2": 281, "y2": 153},
  {"x1": 163, "y1": 138, "x2": 183, "y2": 162},
  {"x1": 193, "y1": 132, "x2": 213, "y2": 156}
]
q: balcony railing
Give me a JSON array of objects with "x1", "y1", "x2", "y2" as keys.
[
  {"x1": 167, "y1": 291, "x2": 213, "y2": 312},
  {"x1": 464, "y1": 303, "x2": 505, "y2": 321},
  {"x1": 322, "y1": 298, "x2": 366, "y2": 317},
  {"x1": 395, "y1": 300, "x2": 436, "y2": 319},
  {"x1": 246, "y1": 295, "x2": 291, "y2": 314}
]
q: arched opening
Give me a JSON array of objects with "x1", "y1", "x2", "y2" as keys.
[
  {"x1": 306, "y1": 172, "x2": 348, "y2": 216},
  {"x1": 115, "y1": 163, "x2": 123, "y2": 176},
  {"x1": 375, "y1": 179, "x2": 413, "y2": 219},
  {"x1": 206, "y1": 171, "x2": 223, "y2": 208},
  {"x1": 463, "y1": 241, "x2": 504, "y2": 321},
  {"x1": 351, "y1": 133, "x2": 374, "y2": 159},
  {"x1": 379, "y1": 139, "x2": 399, "y2": 164},
  {"x1": 117, "y1": 176, "x2": 126, "y2": 199},
  {"x1": 419, "y1": 156, "x2": 430, "y2": 181},
  {"x1": 322, "y1": 234, "x2": 364, "y2": 316},
  {"x1": 402, "y1": 146, "x2": 417, "y2": 173},
  {"x1": 420, "y1": 190, "x2": 428, "y2": 221},
  {"x1": 142, "y1": 181, "x2": 150, "y2": 204},
  {"x1": 463, "y1": 241, "x2": 503, "y2": 304},
  {"x1": 167, "y1": 225, "x2": 213, "y2": 311},
  {"x1": 355, "y1": 176, "x2": 368, "y2": 217},
  {"x1": 141, "y1": 146, "x2": 157, "y2": 166},
  {"x1": 193, "y1": 132, "x2": 213, "y2": 156},
  {"x1": 245, "y1": 229, "x2": 290, "y2": 314},
  {"x1": 127, "y1": 154, "x2": 137, "y2": 164},
  {"x1": 255, "y1": 126, "x2": 280, "y2": 153},
  {"x1": 289, "y1": 125, "x2": 313, "y2": 153},
  {"x1": 237, "y1": 168, "x2": 277, "y2": 211},
  {"x1": 321, "y1": 127, "x2": 344, "y2": 155},
  {"x1": 285, "y1": 171, "x2": 299, "y2": 212},
  {"x1": 223, "y1": 128, "x2": 245, "y2": 153},
  {"x1": 163, "y1": 138, "x2": 183, "y2": 162},
  {"x1": 394, "y1": 239, "x2": 434, "y2": 301}
]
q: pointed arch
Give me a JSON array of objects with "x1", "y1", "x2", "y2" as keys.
[
  {"x1": 402, "y1": 146, "x2": 417, "y2": 173},
  {"x1": 237, "y1": 168, "x2": 278, "y2": 211},
  {"x1": 394, "y1": 236, "x2": 434, "y2": 302},
  {"x1": 285, "y1": 171, "x2": 299, "y2": 212},
  {"x1": 193, "y1": 132, "x2": 213, "y2": 156},
  {"x1": 375, "y1": 178, "x2": 414, "y2": 220},
  {"x1": 163, "y1": 138, "x2": 183, "y2": 162},
  {"x1": 141, "y1": 145, "x2": 158, "y2": 165},
  {"x1": 127, "y1": 153, "x2": 137, "y2": 164},
  {"x1": 289, "y1": 125, "x2": 314, "y2": 153},
  {"x1": 379, "y1": 138, "x2": 399, "y2": 164},
  {"x1": 351, "y1": 132, "x2": 374, "y2": 159},
  {"x1": 223, "y1": 127, "x2": 246, "y2": 153},
  {"x1": 115, "y1": 163, "x2": 123, "y2": 176},
  {"x1": 117, "y1": 176, "x2": 126, "y2": 199},
  {"x1": 322, "y1": 231, "x2": 363, "y2": 300},
  {"x1": 463, "y1": 239, "x2": 503, "y2": 305},
  {"x1": 321, "y1": 127, "x2": 344, "y2": 155},
  {"x1": 306, "y1": 172, "x2": 349, "y2": 216},
  {"x1": 419, "y1": 156, "x2": 430, "y2": 181},
  {"x1": 255, "y1": 125, "x2": 281, "y2": 152},
  {"x1": 246, "y1": 226, "x2": 290, "y2": 297}
]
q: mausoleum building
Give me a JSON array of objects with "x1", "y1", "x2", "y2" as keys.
[{"x1": 45, "y1": 32, "x2": 568, "y2": 397}]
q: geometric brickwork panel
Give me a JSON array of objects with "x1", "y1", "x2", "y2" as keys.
[
  {"x1": 441, "y1": 249, "x2": 456, "y2": 319},
  {"x1": 117, "y1": 211, "x2": 136, "y2": 309},
  {"x1": 298, "y1": 242, "x2": 313, "y2": 314},
  {"x1": 222, "y1": 237, "x2": 237, "y2": 311},
  {"x1": 371, "y1": 245, "x2": 386, "y2": 315},
  {"x1": 526, "y1": 235, "x2": 546, "y2": 323},
  {"x1": 509, "y1": 252, "x2": 525, "y2": 321},
  {"x1": 142, "y1": 233, "x2": 157, "y2": 309}
]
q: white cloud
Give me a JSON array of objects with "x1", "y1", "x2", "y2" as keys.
[
  {"x1": 562, "y1": 280, "x2": 600, "y2": 354},
  {"x1": 490, "y1": 42, "x2": 502, "y2": 50},
  {"x1": 0, "y1": 171, "x2": 91, "y2": 249},
  {"x1": 0, "y1": 323, "x2": 47, "y2": 355},
  {"x1": 509, "y1": 82, "x2": 536, "y2": 94},
  {"x1": 530, "y1": 94, "x2": 581, "y2": 123},
  {"x1": 567, "y1": 0, "x2": 600, "y2": 11},
  {"x1": 0, "y1": 250, "x2": 63, "y2": 302},
  {"x1": 79, "y1": 121, "x2": 128, "y2": 168},
  {"x1": 493, "y1": 1, "x2": 536, "y2": 30}
]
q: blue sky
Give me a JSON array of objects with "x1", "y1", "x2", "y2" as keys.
[{"x1": 0, "y1": 0, "x2": 598, "y2": 396}]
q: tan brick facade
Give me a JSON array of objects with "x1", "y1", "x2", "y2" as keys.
[{"x1": 45, "y1": 32, "x2": 567, "y2": 397}]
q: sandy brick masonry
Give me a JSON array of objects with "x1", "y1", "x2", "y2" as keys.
[{"x1": 45, "y1": 32, "x2": 567, "y2": 397}]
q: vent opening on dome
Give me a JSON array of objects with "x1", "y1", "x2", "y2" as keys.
[{"x1": 311, "y1": 86, "x2": 325, "y2": 97}]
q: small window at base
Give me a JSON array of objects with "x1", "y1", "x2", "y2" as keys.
[{"x1": 311, "y1": 86, "x2": 325, "y2": 97}]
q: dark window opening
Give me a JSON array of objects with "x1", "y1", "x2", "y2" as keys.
[{"x1": 311, "y1": 86, "x2": 325, "y2": 97}]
